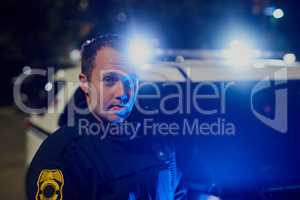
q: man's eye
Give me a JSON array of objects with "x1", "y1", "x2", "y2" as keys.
[{"x1": 103, "y1": 75, "x2": 119, "y2": 86}]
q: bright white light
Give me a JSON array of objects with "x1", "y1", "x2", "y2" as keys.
[
  {"x1": 222, "y1": 40, "x2": 259, "y2": 67},
  {"x1": 23, "y1": 66, "x2": 32, "y2": 75},
  {"x1": 44, "y1": 82, "x2": 53, "y2": 91},
  {"x1": 140, "y1": 64, "x2": 151, "y2": 69},
  {"x1": 283, "y1": 53, "x2": 296, "y2": 64},
  {"x1": 273, "y1": 8, "x2": 284, "y2": 19},
  {"x1": 69, "y1": 49, "x2": 81, "y2": 63},
  {"x1": 128, "y1": 37, "x2": 154, "y2": 65}
]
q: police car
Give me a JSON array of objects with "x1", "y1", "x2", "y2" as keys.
[{"x1": 24, "y1": 48, "x2": 300, "y2": 198}]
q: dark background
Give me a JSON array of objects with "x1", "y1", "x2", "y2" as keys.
[{"x1": 1, "y1": 0, "x2": 300, "y2": 105}]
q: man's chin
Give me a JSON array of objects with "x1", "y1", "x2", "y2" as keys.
[
  {"x1": 93, "y1": 109, "x2": 131, "y2": 123},
  {"x1": 104, "y1": 113, "x2": 126, "y2": 123}
]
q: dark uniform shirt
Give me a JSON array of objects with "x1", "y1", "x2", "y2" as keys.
[{"x1": 26, "y1": 113, "x2": 187, "y2": 200}]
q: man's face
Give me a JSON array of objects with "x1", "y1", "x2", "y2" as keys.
[{"x1": 80, "y1": 46, "x2": 138, "y2": 123}]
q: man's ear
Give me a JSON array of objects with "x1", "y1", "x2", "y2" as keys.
[{"x1": 79, "y1": 73, "x2": 89, "y2": 94}]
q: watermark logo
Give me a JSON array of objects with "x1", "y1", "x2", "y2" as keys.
[
  {"x1": 77, "y1": 118, "x2": 235, "y2": 139},
  {"x1": 250, "y1": 68, "x2": 288, "y2": 133},
  {"x1": 12, "y1": 67, "x2": 239, "y2": 137}
]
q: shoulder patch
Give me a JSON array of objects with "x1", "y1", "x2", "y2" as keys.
[{"x1": 35, "y1": 169, "x2": 64, "y2": 200}]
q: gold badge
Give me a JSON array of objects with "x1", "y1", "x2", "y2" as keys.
[{"x1": 35, "y1": 169, "x2": 64, "y2": 200}]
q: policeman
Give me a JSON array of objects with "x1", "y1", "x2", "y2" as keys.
[{"x1": 26, "y1": 34, "x2": 187, "y2": 200}]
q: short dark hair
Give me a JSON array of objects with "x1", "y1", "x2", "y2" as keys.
[{"x1": 81, "y1": 34, "x2": 125, "y2": 79}]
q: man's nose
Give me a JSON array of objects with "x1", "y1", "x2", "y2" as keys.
[{"x1": 114, "y1": 80, "x2": 129, "y2": 103}]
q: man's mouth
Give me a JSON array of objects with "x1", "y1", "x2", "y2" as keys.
[{"x1": 109, "y1": 105, "x2": 125, "y2": 111}]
